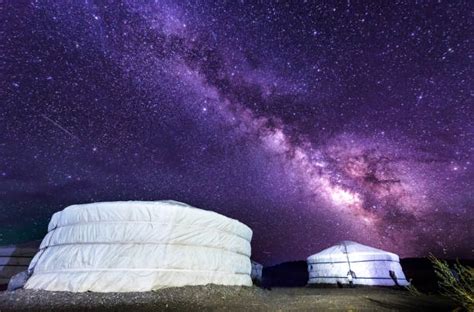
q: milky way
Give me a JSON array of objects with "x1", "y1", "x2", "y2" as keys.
[{"x1": 1, "y1": 1, "x2": 473, "y2": 264}]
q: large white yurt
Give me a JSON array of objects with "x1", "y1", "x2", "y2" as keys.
[
  {"x1": 25, "y1": 200, "x2": 253, "y2": 292},
  {"x1": 307, "y1": 241, "x2": 409, "y2": 286},
  {"x1": 0, "y1": 241, "x2": 39, "y2": 288}
]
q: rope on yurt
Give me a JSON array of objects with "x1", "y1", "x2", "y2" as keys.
[
  {"x1": 342, "y1": 241, "x2": 353, "y2": 278},
  {"x1": 342, "y1": 241, "x2": 351, "y2": 270}
]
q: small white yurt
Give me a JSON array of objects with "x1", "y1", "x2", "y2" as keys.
[
  {"x1": 0, "y1": 241, "x2": 39, "y2": 287},
  {"x1": 307, "y1": 241, "x2": 409, "y2": 286},
  {"x1": 251, "y1": 260, "x2": 263, "y2": 283},
  {"x1": 25, "y1": 200, "x2": 253, "y2": 292}
]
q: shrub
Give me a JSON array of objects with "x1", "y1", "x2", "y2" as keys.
[{"x1": 428, "y1": 254, "x2": 474, "y2": 311}]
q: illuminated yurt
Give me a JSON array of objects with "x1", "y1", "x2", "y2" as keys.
[
  {"x1": 307, "y1": 241, "x2": 409, "y2": 286},
  {"x1": 25, "y1": 200, "x2": 253, "y2": 292}
]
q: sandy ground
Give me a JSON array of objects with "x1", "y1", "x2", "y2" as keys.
[{"x1": 0, "y1": 285, "x2": 455, "y2": 312}]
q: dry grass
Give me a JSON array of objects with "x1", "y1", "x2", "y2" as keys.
[{"x1": 405, "y1": 282, "x2": 422, "y2": 297}]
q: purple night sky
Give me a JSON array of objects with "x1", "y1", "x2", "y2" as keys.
[{"x1": 1, "y1": 1, "x2": 473, "y2": 265}]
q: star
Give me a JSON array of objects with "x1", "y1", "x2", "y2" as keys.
[{"x1": 1, "y1": 0, "x2": 472, "y2": 264}]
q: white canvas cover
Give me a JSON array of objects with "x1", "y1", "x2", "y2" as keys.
[
  {"x1": 307, "y1": 241, "x2": 409, "y2": 286},
  {"x1": 25, "y1": 200, "x2": 253, "y2": 292},
  {"x1": 0, "y1": 241, "x2": 39, "y2": 286}
]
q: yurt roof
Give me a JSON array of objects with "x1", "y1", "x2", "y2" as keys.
[
  {"x1": 307, "y1": 241, "x2": 400, "y2": 263},
  {"x1": 251, "y1": 260, "x2": 263, "y2": 268},
  {"x1": 47, "y1": 200, "x2": 252, "y2": 241}
]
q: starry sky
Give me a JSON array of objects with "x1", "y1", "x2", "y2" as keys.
[{"x1": 1, "y1": 1, "x2": 473, "y2": 264}]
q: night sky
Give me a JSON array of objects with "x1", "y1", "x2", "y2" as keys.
[{"x1": 2, "y1": 1, "x2": 473, "y2": 264}]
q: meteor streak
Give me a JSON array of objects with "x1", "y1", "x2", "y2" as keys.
[{"x1": 41, "y1": 114, "x2": 80, "y2": 141}]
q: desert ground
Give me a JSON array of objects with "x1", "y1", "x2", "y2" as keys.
[{"x1": 0, "y1": 285, "x2": 454, "y2": 312}]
